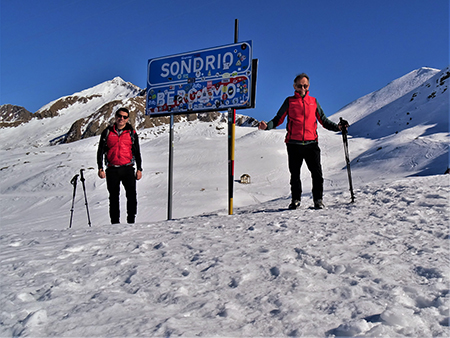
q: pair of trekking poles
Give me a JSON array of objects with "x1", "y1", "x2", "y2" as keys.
[{"x1": 69, "y1": 169, "x2": 91, "y2": 228}]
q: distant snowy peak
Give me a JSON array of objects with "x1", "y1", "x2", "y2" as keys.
[
  {"x1": 36, "y1": 77, "x2": 142, "y2": 118},
  {"x1": 70, "y1": 77, "x2": 142, "y2": 98},
  {"x1": 334, "y1": 67, "x2": 440, "y2": 123}
]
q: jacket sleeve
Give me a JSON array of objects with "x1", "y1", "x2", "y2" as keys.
[
  {"x1": 133, "y1": 132, "x2": 143, "y2": 171},
  {"x1": 266, "y1": 98, "x2": 289, "y2": 130},
  {"x1": 97, "y1": 129, "x2": 107, "y2": 170},
  {"x1": 316, "y1": 100, "x2": 340, "y2": 132}
]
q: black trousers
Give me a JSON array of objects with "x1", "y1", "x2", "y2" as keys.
[
  {"x1": 286, "y1": 142, "x2": 323, "y2": 202},
  {"x1": 106, "y1": 166, "x2": 137, "y2": 224}
]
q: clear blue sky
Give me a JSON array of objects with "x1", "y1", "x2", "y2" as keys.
[{"x1": 1, "y1": 0, "x2": 448, "y2": 123}]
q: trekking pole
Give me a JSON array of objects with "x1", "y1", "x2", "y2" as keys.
[
  {"x1": 79, "y1": 169, "x2": 92, "y2": 227},
  {"x1": 69, "y1": 174, "x2": 79, "y2": 228},
  {"x1": 340, "y1": 117, "x2": 355, "y2": 203}
]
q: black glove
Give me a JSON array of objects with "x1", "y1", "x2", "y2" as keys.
[{"x1": 339, "y1": 118, "x2": 349, "y2": 131}]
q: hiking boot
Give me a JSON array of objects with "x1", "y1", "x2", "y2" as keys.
[
  {"x1": 127, "y1": 216, "x2": 135, "y2": 224},
  {"x1": 288, "y1": 199, "x2": 301, "y2": 210},
  {"x1": 314, "y1": 199, "x2": 325, "y2": 209}
]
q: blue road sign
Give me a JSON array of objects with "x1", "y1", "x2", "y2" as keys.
[{"x1": 146, "y1": 41, "x2": 253, "y2": 116}]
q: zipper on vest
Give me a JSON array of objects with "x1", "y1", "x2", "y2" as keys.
[{"x1": 302, "y1": 96, "x2": 306, "y2": 140}]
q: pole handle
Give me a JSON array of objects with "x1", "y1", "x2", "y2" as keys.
[
  {"x1": 70, "y1": 174, "x2": 79, "y2": 185},
  {"x1": 339, "y1": 117, "x2": 348, "y2": 136}
]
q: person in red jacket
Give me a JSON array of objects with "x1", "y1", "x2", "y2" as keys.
[
  {"x1": 259, "y1": 73, "x2": 347, "y2": 210},
  {"x1": 97, "y1": 108, "x2": 143, "y2": 223}
]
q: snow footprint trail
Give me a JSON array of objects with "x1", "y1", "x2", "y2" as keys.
[
  {"x1": 231, "y1": 175, "x2": 449, "y2": 336},
  {"x1": 0, "y1": 175, "x2": 448, "y2": 337}
]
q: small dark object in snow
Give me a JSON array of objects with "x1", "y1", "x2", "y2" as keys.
[
  {"x1": 240, "y1": 174, "x2": 251, "y2": 184},
  {"x1": 270, "y1": 267, "x2": 280, "y2": 278}
]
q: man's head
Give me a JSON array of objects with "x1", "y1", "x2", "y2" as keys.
[
  {"x1": 115, "y1": 108, "x2": 129, "y2": 129},
  {"x1": 293, "y1": 73, "x2": 310, "y2": 96}
]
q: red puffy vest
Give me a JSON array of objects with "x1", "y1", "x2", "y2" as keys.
[
  {"x1": 106, "y1": 126, "x2": 134, "y2": 167},
  {"x1": 285, "y1": 92, "x2": 318, "y2": 142}
]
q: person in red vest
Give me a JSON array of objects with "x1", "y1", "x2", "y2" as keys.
[
  {"x1": 259, "y1": 73, "x2": 348, "y2": 210},
  {"x1": 97, "y1": 108, "x2": 143, "y2": 223}
]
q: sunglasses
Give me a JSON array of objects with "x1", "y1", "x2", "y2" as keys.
[
  {"x1": 116, "y1": 114, "x2": 129, "y2": 119},
  {"x1": 295, "y1": 84, "x2": 309, "y2": 89}
]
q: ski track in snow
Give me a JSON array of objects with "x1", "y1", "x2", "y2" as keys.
[{"x1": 1, "y1": 175, "x2": 449, "y2": 337}]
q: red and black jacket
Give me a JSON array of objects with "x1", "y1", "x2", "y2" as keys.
[
  {"x1": 267, "y1": 91, "x2": 339, "y2": 144},
  {"x1": 97, "y1": 123, "x2": 143, "y2": 171}
]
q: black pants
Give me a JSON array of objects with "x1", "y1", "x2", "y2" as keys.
[
  {"x1": 106, "y1": 166, "x2": 137, "y2": 224},
  {"x1": 286, "y1": 143, "x2": 323, "y2": 202}
]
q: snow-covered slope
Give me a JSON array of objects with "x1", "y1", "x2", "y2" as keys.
[
  {"x1": 335, "y1": 67, "x2": 440, "y2": 124},
  {"x1": 329, "y1": 66, "x2": 449, "y2": 179},
  {"x1": 339, "y1": 67, "x2": 449, "y2": 138}
]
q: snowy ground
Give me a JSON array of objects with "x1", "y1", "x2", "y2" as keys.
[
  {"x1": 0, "y1": 174, "x2": 448, "y2": 337},
  {"x1": 1, "y1": 120, "x2": 449, "y2": 337}
]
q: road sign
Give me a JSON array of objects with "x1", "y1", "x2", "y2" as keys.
[{"x1": 146, "y1": 41, "x2": 253, "y2": 116}]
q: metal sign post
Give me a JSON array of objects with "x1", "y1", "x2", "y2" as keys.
[
  {"x1": 228, "y1": 19, "x2": 239, "y2": 215},
  {"x1": 168, "y1": 114, "x2": 174, "y2": 220},
  {"x1": 228, "y1": 107, "x2": 236, "y2": 215}
]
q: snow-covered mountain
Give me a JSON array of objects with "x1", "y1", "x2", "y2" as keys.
[
  {"x1": 0, "y1": 67, "x2": 449, "y2": 337},
  {"x1": 35, "y1": 76, "x2": 143, "y2": 118},
  {"x1": 0, "y1": 77, "x2": 141, "y2": 148},
  {"x1": 0, "y1": 65, "x2": 448, "y2": 216},
  {"x1": 0, "y1": 77, "x2": 258, "y2": 148},
  {"x1": 0, "y1": 66, "x2": 448, "y2": 219}
]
